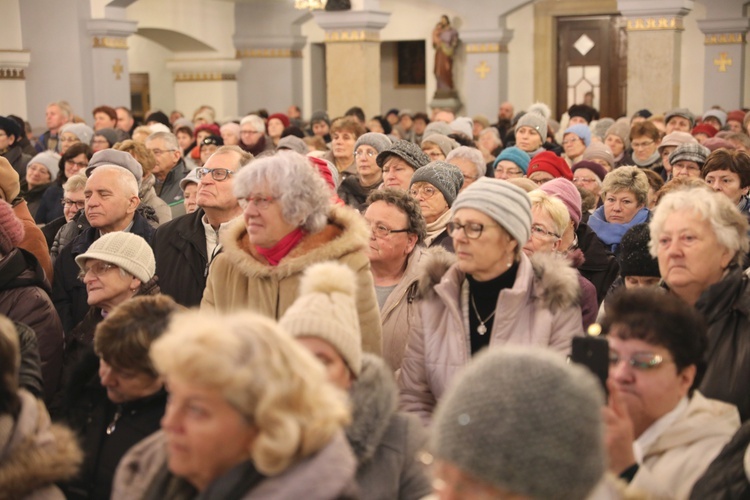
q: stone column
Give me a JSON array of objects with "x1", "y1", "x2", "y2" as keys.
[
  {"x1": 617, "y1": 0, "x2": 693, "y2": 114},
  {"x1": 166, "y1": 59, "x2": 241, "y2": 120},
  {"x1": 0, "y1": 0, "x2": 30, "y2": 118},
  {"x1": 460, "y1": 28, "x2": 513, "y2": 117},
  {"x1": 87, "y1": 18, "x2": 138, "y2": 108},
  {"x1": 697, "y1": 19, "x2": 750, "y2": 110},
  {"x1": 313, "y1": 9, "x2": 390, "y2": 119}
]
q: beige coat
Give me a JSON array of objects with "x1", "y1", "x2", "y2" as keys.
[
  {"x1": 399, "y1": 251, "x2": 583, "y2": 423},
  {"x1": 629, "y1": 391, "x2": 740, "y2": 499},
  {"x1": 202, "y1": 205, "x2": 382, "y2": 355}
]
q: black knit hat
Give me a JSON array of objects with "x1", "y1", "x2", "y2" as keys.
[
  {"x1": 0, "y1": 116, "x2": 21, "y2": 140},
  {"x1": 376, "y1": 140, "x2": 430, "y2": 170},
  {"x1": 568, "y1": 104, "x2": 596, "y2": 124},
  {"x1": 145, "y1": 111, "x2": 170, "y2": 129},
  {"x1": 619, "y1": 223, "x2": 660, "y2": 278}
]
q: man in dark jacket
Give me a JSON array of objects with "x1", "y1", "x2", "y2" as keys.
[
  {"x1": 153, "y1": 146, "x2": 251, "y2": 307},
  {"x1": 146, "y1": 131, "x2": 189, "y2": 219}
]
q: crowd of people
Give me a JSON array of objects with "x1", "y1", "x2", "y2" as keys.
[{"x1": 2, "y1": 97, "x2": 750, "y2": 498}]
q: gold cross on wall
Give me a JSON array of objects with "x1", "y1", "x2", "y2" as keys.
[
  {"x1": 112, "y1": 58, "x2": 124, "y2": 80},
  {"x1": 714, "y1": 52, "x2": 732, "y2": 72},
  {"x1": 475, "y1": 61, "x2": 490, "y2": 79}
]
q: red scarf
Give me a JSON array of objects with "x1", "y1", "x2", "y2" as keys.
[{"x1": 255, "y1": 227, "x2": 306, "y2": 266}]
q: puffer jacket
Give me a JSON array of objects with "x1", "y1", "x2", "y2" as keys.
[
  {"x1": 202, "y1": 205, "x2": 382, "y2": 355},
  {"x1": 399, "y1": 251, "x2": 583, "y2": 423},
  {"x1": 689, "y1": 419, "x2": 750, "y2": 499},
  {"x1": 347, "y1": 354, "x2": 431, "y2": 500}
]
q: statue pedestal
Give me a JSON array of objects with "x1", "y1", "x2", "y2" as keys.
[{"x1": 430, "y1": 90, "x2": 462, "y2": 113}]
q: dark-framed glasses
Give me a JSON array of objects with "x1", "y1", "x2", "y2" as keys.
[
  {"x1": 65, "y1": 159, "x2": 89, "y2": 169},
  {"x1": 61, "y1": 198, "x2": 86, "y2": 210},
  {"x1": 196, "y1": 167, "x2": 235, "y2": 182},
  {"x1": 608, "y1": 351, "x2": 670, "y2": 370},
  {"x1": 447, "y1": 221, "x2": 490, "y2": 240},
  {"x1": 368, "y1": 222, "x2": 409, "y2": 238}
]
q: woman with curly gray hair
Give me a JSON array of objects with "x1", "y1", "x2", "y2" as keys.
[
  {"x1": 201, "y1": 151, "x2": 382, "y2": 355},
  {"x1": 649, "y1": 186, "x2": 750, "y2": 421}
]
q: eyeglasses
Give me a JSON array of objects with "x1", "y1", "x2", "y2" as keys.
[
  {"x1": 92, "y1": 138, "x2": 110, "y2": 145},
  {"x1": 61, "y1": 198, "x2": 85, "y2": 210},
  {"x1": 573, "y1": 177, "x2": 598, "y2": 185},
  {"x1": 240, "y1": 130, "x2": 260, "y2": 135},
  {"x1": 354, "y1": 149, "x2": 377, "y2": 158},
  {"x1": 367, "y1": 222, "x2": 409, "y2": 238},
  {"x1": 530, "y1": 224, "x2": 560, "y2": 240},
  {"x1": 409, "y1": 185, "x2": 438, "y2": 199},
  {"x1": 196, "y1": 167, "x2": 235, "y2": 181},
  {"x1": 631, "y1": 140, "x2": 655, "y2": 149},
  {"x1": 60, "y1": 137, "x2": 79, "y2": 143},
  {"x1": 243, "y1": 195, "x2": 276, "y2": 210},
  {"x1": 672, "y1": 163, "x2": 701, "y2": 172},
  {"x1": 78, "y1": 261, "x2": 117, "y2": 281},
  {"x1": 608, "y1": 351, "x2": 671, "y2": 370},
  {"x1": 65, "y1": 159, "x2": 89, "y2": 169},
  {"x1": 448, "y1": 221, "x2": 495, "y2": 239},
  {"x1": 150, "y1": 148, "x2": 177, "y2": 156}
]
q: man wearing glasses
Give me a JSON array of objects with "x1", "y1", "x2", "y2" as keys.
[
  {"x1": 153, "y1": 146, "x2": 253, "y2": 307},
  {"x1": 146, "y1": 131, "x2": 190, "y2": 218},
  {"x1": 601, "y1": 288, "x2": 739, "y2": 498}
]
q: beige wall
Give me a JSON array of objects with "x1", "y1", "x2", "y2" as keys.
[
  {"x1": 506, "y1": 2, "x2": 535, "y2": 113},
  {"x1": 380, "y1": 42, "x2": 427, "y2": 114},
  {"x1": 680, "y1": 1, "x2": 707, "y2": 114},
  {"x1": 127, "y1": 34, "x2": 175, "y2": 115}
]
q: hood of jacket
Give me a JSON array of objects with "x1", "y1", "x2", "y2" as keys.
[
  {"x1": 417, "y1": 250, "x2": 580, "y2": 313},
  {"x1": 219, "y1": 204, "x2": 370, "y2": 280},
  {"x1": 0, "y1": 390, "x2": 83, "y2": 497},
  {"x1": 346, "y1": 354, "x2": 397, "y2": 467},
  {"x1": 0, "y1": 248, "x2": 49, "y2": 293}
]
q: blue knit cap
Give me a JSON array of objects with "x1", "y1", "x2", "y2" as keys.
[
  {"x1": 493, "y1": 146, "x2": 531, "y2": 174},
  {"x1": 564, "y1": 124, "x2": 592, "y2": 147}
]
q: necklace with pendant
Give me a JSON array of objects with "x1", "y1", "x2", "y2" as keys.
[
  {"x1": 107, "y1": 407, "x2": 122, "y2": 435},
  {"x1": 470, "y1": 294, "x2": 496, "y2": 335}
]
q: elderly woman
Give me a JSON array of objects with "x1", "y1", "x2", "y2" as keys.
[
  {"x1": 670, "y1": 142, "x2": 711, "y2": 179},
  {"x1": 561, "y1": 124, "x2": 590, "y2": 166},
  {"x1": 36, "y1": 142, "x2": 93, "y2": 225},
  {"x1": 650, "y1": 187, "x2": 750, "y2": 421},
  {"x1": 476, "y1": 127, "x2": 503, "y2": 164},
  {"x1": 282, "y1": 262, "x2": 431, "y2": 499},
  {"x1": 325, "y1": 116, "x2": 366, "y2": 179},
  {"x1": 376, "y1": 140, "x2": 431, "y2": 191},
  {"x1": 114, "y1": 139, "x2": 172, "y2": 226},
  {"x1": 59, "y1": 123, "x2": 94, "y2": 155},
  {"x1": 572, "y1": 160, "x2": 607, "y2": 210},
  {"x1": 446, "y1": 145, "x2": 485, "y2": 192},
  {"x1": 337, "y1": 132, "x2": 391, "y2": 211},
  {"x1": 493, "y1": 146, "x2": 530, "y2": 180},
  {"x1": 408, "y1": 161, "x2": 463, "y2": 251},
  {"x1": 702, "y1": 148, "x2": 750, "y2": 220},
  {"x1": 588, "y1": 166, "x2": 650, "y2": 255},
  {"x1": 91, "y1": 128, "x2": 119, "y2": 153},
  {"x1": 202, "y1": 151, "x2": 382, "y2": 354},
  {"x1": 111, "y1": 310, "x2": 357, "y2": 499},
  {"x1": 399, "y1": 178, "x2": 583, "y2": 423},
  {"x1": 59, "y1": 295, "x2": 179, "y2": 500},
  {"x1": 604, "y1": 121, "x2": 632, "y2": 168},
  {"x1": 421, "y1": 134, "x2": 457, "y2": 161},
  {"x1": 220, "y1": 121, "x2": 240, "y2": 146},
  {"x1": 22, "y1": 151, "x2": 60, "y2": 218},
  {"x1": 630, "y1": 121, "x2": 662, "y2": 170}
]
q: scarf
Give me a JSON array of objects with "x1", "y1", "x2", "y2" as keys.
[
  {"x1": 527, "y1": 147, "x2": 546, "y2": 159},
  {"x1": 632, "y1": 151, "x2": 660, "y2": 168},
  {"x1": 424, "y1": 210, "x2": 452, "y2": 246},
  {"x1": 255, "y1": 227, "x2": 306, "y2": 266},
  {"x1": 588, "y1": 205, "x2": 650, "y2": 255}
]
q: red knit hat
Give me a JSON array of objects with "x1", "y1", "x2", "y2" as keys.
[
  {"x1": 194, "y1": 123, "x2": 221, "y2": 137},
  {"x1": 727, "y1": 110, "x2": 746, "y2": 124},
  {"x1": 0, "y1": 200, "x2": 24, "y2": 254},
  {"x1": 268, "y1": 113, "x2": 291, "y2": 128},
  {"x1": 527, "y1": 151, "x2": 573, "y2": 181},
  {"x1": 691, "y1": 123, "x2": 717, "y2": 139}
]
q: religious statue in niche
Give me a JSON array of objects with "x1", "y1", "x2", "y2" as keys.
[{"x1": 432, "y1": 15, "x2": 459, "y2": 92}]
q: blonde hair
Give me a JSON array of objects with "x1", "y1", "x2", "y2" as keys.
[
  {"x1": 601, "y1": 166, "x2": 649, "y2": 206},
  {"x1": 114, "y1": 139, "x2": 156, "y2": 176},
  {"x1": 528, "y1": 190, "x2": 570, "y2": 237},
  {"x1": 150, "y1": 311, "x2": 350, "y2": 475}
]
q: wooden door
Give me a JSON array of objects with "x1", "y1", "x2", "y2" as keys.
[{"x1": 556, "y1": 16, "x2": 627, "y2": 119}]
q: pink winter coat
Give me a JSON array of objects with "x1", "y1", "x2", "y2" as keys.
[{"x1": 398, "y1": 251, "x2": 584, "y2": 424}]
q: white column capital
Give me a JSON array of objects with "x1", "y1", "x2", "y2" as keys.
[
  {"x1": 313, "y1": 9, "x2": 390, "y2": 41},
  {"x1": 617, "y1": 0, "x2": 693, "y2": 18}
]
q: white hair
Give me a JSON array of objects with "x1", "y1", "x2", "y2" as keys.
[
  {"x1": 88, "y1": 165, "x2": 139, "y2": 198},
  {"x1": 240, "y1": 114, "x2": 266, "y2": 135},
  {"x1": 146, "y1": 131, "x2": 179, "y2": 150},
  {"x1": 446, "y1": 146, "x2": 486, "y2": 179}
]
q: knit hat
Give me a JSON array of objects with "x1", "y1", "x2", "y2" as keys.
[
  {"x1": 539, "y1": 177, "x2": 583, "y2": 228},
  {"x1": 268, "y1": 113, "x2": 290, "y2": 129},
  {"x1": 703, "y1": 109, "x2": 727, "y2": 127},
  {"x1": 451, "y1": 177, "x2": 532, "y2": 247},
  {"x1": 376, "y1": 140, "x2": 431, "y2": 170},
  {"x1": 145, "y1": 111, "x2": 170, "y2": 129},
  {"x1": 563, "y1": 124, "x2": 591, "y2": 147},
  {"x1": 60, "y1": 123, "x2": 94, "y2": 146},
  {"x1": 669, "y1": 142, "x2": 711, "y2": 166},
  {"x1": 515, "y1": 112, "x2": 548, "y2": 142},
  {"x1": 432, "y1": 346, "x2": 605, "y2": 499},
  {"x1": 179, "y1": 167, "x2": 201, "y2": 191},
  {"x1": 527, "y1": 151, "x2": 573, "y2": 181},
  {"x1": 354, "y1": 132, "x2": 392, "y2": 155},
  {"x1": 493, "y1": 147, "x2": 531, "y2": 173},
  {"x1": 658, "y1": 131, "x2": 696, "y2": 154},
  {"x1": 200, "y1": 135, "x2": 223, "y2": 149},
  {"x1": 691, "y1": 123, "x2": 718, "y2": 139},
  {"x1": 592, "y1": 118, "x2": 615, "y2": 140},
  {"x1": 421, "y1": 134, "x2": 458, "y2": 157},
  {"x1": 703, "y1": 137, "x2": 735, "y2": 152},
  {"x1": 568, "y1": 104, "x2": 596, "y2": 124},
  {"x1": 410, "y1": 161, "x2": 464, "y2": 207},
  {"x1": 94, "y1": 128, "x2": 119, "y2": 148},
  {"x1": 0, "y1": 116, "x2": 21, "y2": 141},
  {"x1": 572, "y1": 160, "x2": 607, "y2": 183},
  {"x1": 728, "y1": 110, "x2": 746, "y2": 125},
  {"x1": 450, "y1": 117, "x2": 473, "y2": 139},
  {"x1": 619, "y1": 223, "x2": 660, "y2": 278},
  {"x1": 581, "y1": 142, "x2": 614, "y2": 170},
  {"x1": 0, "y1": 200, "x2": 24, "y2": 254},
  {"x1": 28, "y1": 152, "x2": 60, "y2": 179},
  {"x1": 665, "y1": 108, "x2": 695, "y2": 128},
  {"x1": 0, "y1": 157, "x2": 20, "y2": 201},
  {"x1": 633, "y1": 109, "x2": 652, "y2": 119},
  {"x1": 423, "y1": 121, "x2": 454, "y2": 137},
  {"x1": 173, "y1": 117, "x2": 195, "y2": 133},
  {"x1": 149, "y1": 123, "x2": 171, "y2": 134},
  {"x1": 219, "y1": 121, "x2": 239, "y2": 138},
  {"x1": 75, "y1": 232, "x2": 155, "y2": 283},
  {"x1": 604, "y1": 121, "x2": 631, "y2": 150},
  {"x1": 277, "y1": 135, "x2": 308, "y2": 156},
  {"x1": 310, "y1": 110, "x2": 330, "y2": 126},
  {"x1": 86, "y1": 149, "x2": 143, "y2": 187},
  {"x1": 195, "y1": 123, "x2": 221, "y2": 137},
  {"x1": 279, "y1": 262, "x2": 362, "y2": 376}
]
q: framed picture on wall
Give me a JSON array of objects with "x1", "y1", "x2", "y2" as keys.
[{"x1": 395, "y1": 40, "x2": 426, "y2": 88}]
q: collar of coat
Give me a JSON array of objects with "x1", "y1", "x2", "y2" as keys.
[
  {"x1": 219, "y1": 204, "x2": 369, "y2": 280},
  {"x1": 417, "y1": 249, "x2": 581, "y2": 313}
]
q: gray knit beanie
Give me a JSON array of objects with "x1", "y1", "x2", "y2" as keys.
[
  {"x1": 354, "y1": 132, "x2": 392, "y2": 155},
  {"x1": 60, "y1": 123, "x2": 94, "y2": 146},
  {"x1": 277, "y1": 136, "x2": 308, "y2": 156},
  {"x1": 593, "y1": 118, "x2": 615, "y2": 140},
  {"x1": 75, "y1": 232, "x2": 155, "y2": 283},
  {"x1": 665, "y1": 108, "x2": 696, "y2": 128},
  {"x1": 451, "y1": 177, "x2": 532, "y2": 247},
  {"x1": 376, "y1": 140, "x2": 430, "y2": 170},
  {"x1": 423, "y1": 121, "x2": 454, "y2": 137},
  {"x1": 28, "y1": 152, "x2": 60, "y2": 179},
  {"x1": 410, "y1": 161, "x2": 464, "y2": 207},
  {"x1": 432, "y1": 347, "x2": 605, "y2": 500},
  {"x1": 421, "y1": 134, "x2": 458, "y2": 157},
  {"x1": 669, "y1": 142, "x2": 711, "y2": 166},
  {"x1": 310, "y1": 110, "x2": 330, "y2": 126},
  {"x1": 604, "y1": 121, "x2": 631, "y2": 150},
  {"x1": 515, "y1": 112, "x2": 548, "y2": 142}
]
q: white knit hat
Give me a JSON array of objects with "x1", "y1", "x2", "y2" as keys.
[
  {"x1": 75, "y1": 232, "x2": 155, "y2": 283},
  {"x1": 279, "y1": 261, "x2": 362, "y2": 375}
]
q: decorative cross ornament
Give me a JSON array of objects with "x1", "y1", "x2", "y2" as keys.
[
  {"x1": 112, "y1": 58, "x2": 124, "y2": 80},
  {"x1": 714, "y1": 52, "x2": 732, "y2": 72},
  {"x1": 474, "y1": 61, "x2": 490, "y2": 79}
]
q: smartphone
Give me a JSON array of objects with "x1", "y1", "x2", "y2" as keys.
[{"x1": 571, "y1": 336, "x2": 609, "y2": 396}]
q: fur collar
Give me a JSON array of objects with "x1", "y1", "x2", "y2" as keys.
[
  {"x1": 219, "y1": 204, "x2": 370, "y2": 280},
  {"x1": 345, "y1": 354, "x2": 397, "y2": 467}
]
